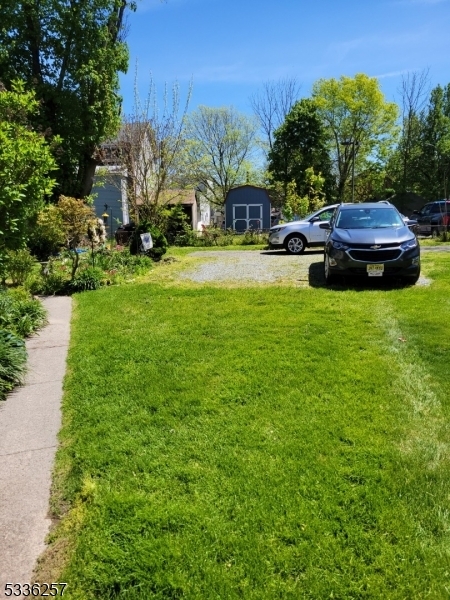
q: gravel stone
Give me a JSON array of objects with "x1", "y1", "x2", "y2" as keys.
[
  {"x1": 179, "y1": 250, "x2": 323, "y2": 286},
  {"x1": 179, "y1": 249, "x2": 431, "y2": 287}
]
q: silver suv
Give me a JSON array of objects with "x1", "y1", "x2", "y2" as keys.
[{"x1": 269, "y1": 205, "x2": 338, "y2": 254}]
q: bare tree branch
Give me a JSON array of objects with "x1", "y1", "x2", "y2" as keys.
[
  {"x1": 250, "y1": 77, "x2": 301, "y2": 152},
  {"x1": 397, "y1": 69, "x2": 430, "y2": 192},
  {"x1": 112, "y1": 67, "x2": 192, "y2": 225}
]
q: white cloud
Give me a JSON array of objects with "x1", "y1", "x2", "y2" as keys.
[{"x1": 375, "y1": 69, "x2": 412, "y2": 79}]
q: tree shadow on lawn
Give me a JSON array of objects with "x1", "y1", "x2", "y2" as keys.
[{"x1": 308, "y1": 260, "x2": 415, "y2": 291}]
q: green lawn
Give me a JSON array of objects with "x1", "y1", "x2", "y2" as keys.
[{"x1": 40, "y1": 253, "x2": 450, "y2": 599}]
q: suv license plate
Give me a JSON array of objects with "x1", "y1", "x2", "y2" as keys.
[{"x1": 367, "y1": 264, "x2": 384, "y2": 277}]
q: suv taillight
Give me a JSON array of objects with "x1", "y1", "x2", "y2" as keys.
[{"x1": 443, "y1": 214, "x2": 450, "y2": 226}]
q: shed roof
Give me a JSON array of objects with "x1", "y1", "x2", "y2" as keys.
[{"x1": 225, "y1": 185, "x2": 271, "y2": 202}]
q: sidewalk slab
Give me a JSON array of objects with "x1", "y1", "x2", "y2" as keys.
[{"x1": 0, "y1": 297, "x2": 72, "y2": 598}]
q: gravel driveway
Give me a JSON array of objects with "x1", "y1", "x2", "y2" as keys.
[
  {"x1": 178, "y1": 248, "x2": 434, "y2": 287},
  {"x1": 179, "y1": 250, "x2": 324, "y2": 286}
]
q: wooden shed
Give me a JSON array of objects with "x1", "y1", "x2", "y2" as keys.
[{"x1": 225, "y1": 185, "x2": 271, "y2": 231}]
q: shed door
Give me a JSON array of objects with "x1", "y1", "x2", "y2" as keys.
[{"x1": 232, "y1": 204, "x2": 262, "y2": 231}]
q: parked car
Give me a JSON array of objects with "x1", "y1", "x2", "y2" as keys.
[
  {"x1": 320, "y1": 203, "x2": 420, "y2": 285},
  {"x1": 268, "y1": 204, "x2": 339, "y2": 254},
  {"x1": 411, "y1": 200, "x2": 450, "y2": 237},
  {"x1": 378, "y1": 201, "x2": 418, "y2": 232},
  {"x1": 401, "y1": 214, "x2": 419, "y2": 233}
]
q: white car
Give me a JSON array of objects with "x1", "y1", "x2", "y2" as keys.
[{"x1": 269, "y1": 205, "x2": 339, "y2": 254}]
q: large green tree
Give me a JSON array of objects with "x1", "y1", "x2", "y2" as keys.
[
  {"x1": 183, "y1": 106, "x2": 258, "y2": 206},
  {"x1": 312, "y1": 73, "x2": 399, "y2": 201},
  {"x1": 417, "y1": 84, "x2": 450, "y2": 200},
  {"x1": 0, "y1": 81, "x2": 57, "y2": 271},
  {"x1": 267, "y1": 98, "x2": 334, "y2": 205},
  {"x1": 0, "y1": 0, "x2": 136, "y2": 199}
]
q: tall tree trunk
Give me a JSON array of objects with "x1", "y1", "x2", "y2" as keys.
[
  {"x1": 78, "y1": 152, "x2": 99, "y2": 198},
  {"x1": 23, "y1": 2, "x2": 43, "y2": 83}
]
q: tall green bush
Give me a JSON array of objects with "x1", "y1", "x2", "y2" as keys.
[
  {"x1": 165, "y1": 204, "x2": 191, "y2": 245},
  {"x1": 70, "y1": 267, "x2": 104, "y2": 292},
  {"x1": 6, "y1": 248, "x2": 36, "y2": 285},
  {"x1": 28, "y1": 204, "x2": 65, "y2": 261},
  {"x1": 130, "y1": 222, "x2": 168, "y2": 261},
  {"x1": 0, "y1": 81, "x2": 57, "y2": 275}
]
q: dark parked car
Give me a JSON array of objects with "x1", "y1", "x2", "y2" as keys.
[
  {"x1": 412, "y1": 200, "x2": 450, "y2": 237},
  {"x1": 320, "y1": 203, "x2": 420, "y2": 285}
]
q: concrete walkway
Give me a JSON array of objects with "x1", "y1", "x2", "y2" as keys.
[{"x1": 0, "y1": 297, "x2": 72, "y2": 597}]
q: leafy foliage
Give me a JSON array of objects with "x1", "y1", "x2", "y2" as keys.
[
  {"x1": 57, "y1": 196, "x2": 97, "y2": 278},
  {"x1": 387, "y1": 83, "x2": 450, "y2": 201},
  {"x1": 416, "y1": 84, "x2": 450, "y2": 200},
  {"x1": 70, "y1": 267, "x2": 104, "y2": 292},
  {"x1": 26, "y1": 271, "x2": 69, "y2": 297},
  {"x1": 0, "y1": 287, "x2": 47, "y2": 337},
  {"x1": 130, "y1": 222, "x2": 168, "y2": 261},
  {"x1": 6, "y1": 248, "x2": 36, "y2": 285},
  {"x1": 268, "y1": 98, "x2": 334, "y2": 205},
  {"x1": 0, "y1": 285, "x2": 46, "y2": 399},
  {"x1": 165, "y1": 204, "x2": 192, "y2": 245},
  {"x1": 0, "y1": 0, "x2": 136, "y2": 198},
  {"x1": 312, "y1": 74, "x2": 399, "y2": 201},
  {"x1": 93, "y1": 247, "x2": 153, "y2": 273},
  {"x1": 0, "y1": 329, "x2": 27, "y2": 400},
  {"x1": 0, "y1": 81, "x2": 57, "y2": 274},
  {"x1": 281, "y1": 168, "x2": 326, "y2": 221},
  {"x1": 28, "y1": 204, "x2": 66, "y2": 261}
]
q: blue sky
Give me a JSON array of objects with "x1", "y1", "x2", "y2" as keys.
[{"x1": 120, "y1": 0, "x2": 450, "y2": 117}]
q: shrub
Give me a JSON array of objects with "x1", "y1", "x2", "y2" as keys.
[
  {"x1": 240, "y1": 230, "x2": 269, "y2": 246},
  {"x1": 0, "y1": 329, "x2": 27, "y2": 400},
  {"x1": 130, "y1": 223, "x2": 168, "y2": 261},
  {"x1": 28, "y1": 204, "x2": 65, "y2": 260},
  {"x1": 173, "y1": 229, "x2": 200, "y2": 247},
  {"x1": 165, "y1": 204, "x2": 191, "y2": 245},
  {"x1": 6, "y1": 248, "x2": 36, "y2": 285},
  {"x1": 26, "y1": 271, "x2": 69, "y2": 296},
  {"x1": 201, "y1": 227, "x2": 222, "y2": 246},
  {"x1": 216, "y1": 230, "x2": 236, "y2": 246},
  {"x1": 94, "y1": 247, "x2": 153, "y2": 274},
  {"x1": 70, "y1": 267, "x2": 104, "y2": 292},
  {"x1": 0, "y1": 288, "x2": 47, "y2": 337}
]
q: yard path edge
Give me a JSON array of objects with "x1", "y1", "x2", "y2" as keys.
[{"x1": 0, "y1": 297, "x2": 72, "y2": 598}]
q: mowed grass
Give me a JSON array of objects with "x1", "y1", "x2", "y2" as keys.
[{"x1": 43, "y1": 254, "x2": 450, "y2": 599}]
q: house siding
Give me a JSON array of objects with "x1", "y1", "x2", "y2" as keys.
[{"x1": 92, "y1": 174, "x2": 127, "y2": 238}]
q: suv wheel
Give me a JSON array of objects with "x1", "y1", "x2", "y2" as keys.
[
  {"x1": 324, "y1": 255, "x2": 338, "y2": 285},
  {"x1": 403, "y1": 269, "x2": 421, "y2": 286},
  {"x1": 284, "y1": 233, "x2": 306, "y2": 255},
  {"x1": 431, "y1": 227, "x2": 440, "y2": 239}
]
